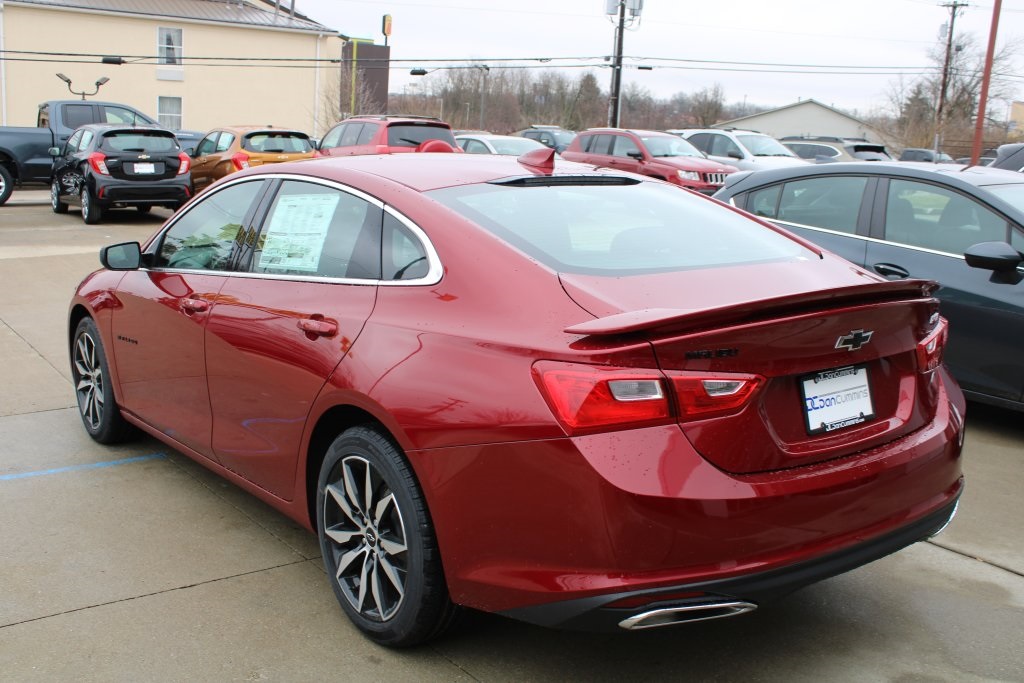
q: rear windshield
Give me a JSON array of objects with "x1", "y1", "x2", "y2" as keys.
[
  {"x1": 100, "y1": 132, "x2": 180, "y2": 153},
  {"x1": 428, "y1": 180, "x2": 811, "y2": 275},
  {"x1": 242, "y1": 132, "x2": 313, "y2": 153},
  {"x1": 387, "y1": 124, "x2": 457, "y2": 148}
]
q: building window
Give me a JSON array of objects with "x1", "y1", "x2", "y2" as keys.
[
  {"x1": 158, "y1": 27, "x2": 183, "y2": 65},
  {"x1": 158, "y1": 96, "x2": 182, "y2": 130}
]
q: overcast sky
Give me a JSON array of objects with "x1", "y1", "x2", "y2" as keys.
[{"x1": 291, "y1": 0, "x2": 1024, "y2": 118}]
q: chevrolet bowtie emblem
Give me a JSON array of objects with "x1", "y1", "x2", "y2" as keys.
[{"x1": 836, "y1": 329, "x2": 873, "y2": 352}]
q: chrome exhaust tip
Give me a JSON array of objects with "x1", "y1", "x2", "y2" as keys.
[{"x1": 618, "y1": 600, "x2": 757, "y2": 630}]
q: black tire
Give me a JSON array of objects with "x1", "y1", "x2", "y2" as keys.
[
  {"x1": 316, "y1": 426, "x2": 458, "y2": 647},
  {"x1": 136, "y1": 205, "x2": 152, "y2": 214},
  {"x1": 81, "y1": 187, "x2": 102, "y2": 224},
  {"x1": 51, "y1": 179, "x2": 69, "y2": 214},
  {"x1": 0, "y1": 164, "x2": 13, "y2": 207},
  {"x1": 70, "y1": 318, "x2": 137, "y2": 444}
]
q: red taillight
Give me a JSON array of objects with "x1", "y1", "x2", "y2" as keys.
[
  {"x1": 532, "y1": 361, "x2": 671, "y2": 435},
  {"x1": 88, "y1": 152, "x2": 109, "y2": 175},
  {"x1": 532, "y1": 361, "x2": 763, "y2": 435},
  {"x1": 667, "y1": 371, "x2": 763, "y2": 421},
  {"x1": 916, "y1": 317, "x2": 949, "y2": 373},
  {"x1": 177, "y1": 152, "x2": 191, "y2": 175},
  {"x1": 231, "y1": 152, "x2": 250, "y2": 171}
]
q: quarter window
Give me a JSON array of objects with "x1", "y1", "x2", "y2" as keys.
[
  {"x1": 884, "y1": 179, "x2": 1008, "y2": 255},
  {"x1": 383, "y1": 213, "x2": 429, "y2": 280},
  {"x1": 65, "y1": 130, "x2": 84, "y2": 154},
  {"x1": 251, "y1": 181, "x2": 383, "y2": 280},
  {"x1": 155, "y1": 181, "x2": 265, "y2": 270},
  {"x1": 339, "y1": 123, "x2": 364, "y2": 147}
]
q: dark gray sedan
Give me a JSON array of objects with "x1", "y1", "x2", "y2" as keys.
[{"x1": 714, "y1": 162, "x2": 1024, "y2": 411}]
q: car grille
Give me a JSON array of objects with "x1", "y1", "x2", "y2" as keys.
[{"x1": 703, "y1": 172, "x2": 729, "y2": 185}]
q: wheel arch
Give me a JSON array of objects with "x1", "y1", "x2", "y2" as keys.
[
  {"x1": 68, "y1": 303, "x2": 92, "y2": 346},
  {"x1": 304, "y1": 404, "x2": 398, "y2": 527}
]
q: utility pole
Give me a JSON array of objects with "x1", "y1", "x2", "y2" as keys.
[
  {"x1": 971, "y1": 0, "x2": 1002, "y2": 164},
  {"x1": 607, "y1": 1, "x2": 626, "y2": 127},
  {"x1": 934, "y1": 1, "x2": 968, "y2": 155}
]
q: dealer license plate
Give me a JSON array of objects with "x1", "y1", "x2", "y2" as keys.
[
  {"x1": 800, "y1": 365, "x2": 874, "y2": 435},
  {"x1": 133, "y1": 162, "x2": 156, "y2": 174}
]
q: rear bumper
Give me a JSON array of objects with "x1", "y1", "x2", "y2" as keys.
[
  {"x1": 409, "y1": 369, "x2": 965, "y2": 622},
  {"x1": 95, "y1": 179, "x2": 190, "y2": 206},
  {"x1": 499, "y1": 494, "x2": 960, "y2": 631}
]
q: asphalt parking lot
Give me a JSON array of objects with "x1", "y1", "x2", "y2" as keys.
[{"x1": 1, "y1": 191, "x2": 1022, "y2": 682}]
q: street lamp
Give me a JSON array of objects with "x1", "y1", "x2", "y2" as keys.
[{"x1": 55, "y1": 73, "x2": 110, "y2": 100}]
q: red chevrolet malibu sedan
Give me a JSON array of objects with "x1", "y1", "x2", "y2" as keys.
[{"x1": 69, "y1": 150, "x2": 964, "y2": 647}]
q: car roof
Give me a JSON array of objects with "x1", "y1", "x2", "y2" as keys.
[
  {"x1": 580, "y1": 128, "x2": 673, "y2": 138},
  {"x1": 233, "y1": 152, "x2": 625, "y2": 193},
  {"x1": 342, "y1": 115, "x2": 449, "y2": 126},
  {"x1": 77, "y1": 123, "x2": 168, "y2": 133},
  {"x1": 215, "y1": 126, "x2": 309, "y2": 135},
  {"x1": 454, "y1": 133, "x2": 526, "y2": 141}
]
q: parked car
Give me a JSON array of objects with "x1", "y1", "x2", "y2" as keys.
[
  {"x1": 955, "y1": 155, "x2": 996, "y2": 166},
  {"x1": 669, "y1": 128, "x2": 808, "y2": 171},
  {"x1": 561, "y1": 128, "x2": 737, "y2": 194},
  {"x1": 0, "y1": 99, "x2": 200, "y2": 206},
  {"x1": 714, "y1": 161, "x2": 1024, "y2": 411},
  {"x1": 189, "y1": 126, "x2": 314, "y2": 193},
  {"x1": 50, "y1": 124, "x2": 190, "y2": 224},
  {"x1": 318, "y1": 115, "x2": 459, "y2": 157},
  {"x1": 513, "y1": 124, "x2": 576, "y2": 152},
  {"x1": 456, "y1": 133, "x2": 546, "y2": 155},
  {"x1": 70, "y1": 152, "x2": 964, "y2": 647},
  {"x1": 989, "y1": 143, "x2": 1024, "y2": 172},
  {"x1": 899, "y1": 148, "x2": 954, "y2": 163},
  {"x1": 780, "y1": 136, "x2": 893, "y2": 163}
]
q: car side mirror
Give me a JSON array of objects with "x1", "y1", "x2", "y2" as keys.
[
  {"x1": 48, "y1": 147, "x2": 62, "y2": 157},
  {"x1": 100, "y1": 242, "x2": 142, "y2": 271},
  {"x1": 627, "y1": 151, "x2": 644, "y2": 160},
  {"x1": 965, "y1": 241, "x2": 1023, "y2": 284},
  {"x1": 726, "y1": 150, "x2": 743, "y2": 160}
]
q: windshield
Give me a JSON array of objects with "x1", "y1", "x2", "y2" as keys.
[
  {"x1": 641, "y1": 136, "x2": 704, "y2": 158},
  {"x1": 490, "y1": 137, "x2": 545, "y2": 155},
  {"x1": 981, "y1": 183, "x2": 1024, "y2": 213},
  {"x1": 427, "y1": 180, "x2": 810, "y2": 275},
  {"x1": 387, "y1": 125, "x2": 457, "y2": 148},
  {"x1": 737, "y1": 134, "x2": 796, "y2": 157}
]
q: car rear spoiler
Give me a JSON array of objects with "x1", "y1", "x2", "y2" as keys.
[{"x1": 564, "y1": 279, "x2": 938, "y2": 337}]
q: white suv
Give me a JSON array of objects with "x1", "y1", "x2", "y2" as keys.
[{"x1": 668, "y1": 128, "x2": 808, "y2": 171}]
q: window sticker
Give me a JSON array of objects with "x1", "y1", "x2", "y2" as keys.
[{"x1": 258, "y1": 194, "x2": 340, "y2": 272}]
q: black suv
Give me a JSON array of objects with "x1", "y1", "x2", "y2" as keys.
[{"x1": 50, "y1": 124, "x2": 191, "y2": 224}]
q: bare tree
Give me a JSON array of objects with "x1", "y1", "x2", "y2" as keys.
[{"x1": 691, "y1": 84, "x2": 726, "y2": 127}]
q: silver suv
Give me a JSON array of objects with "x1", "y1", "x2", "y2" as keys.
[{"x1": 668, "y1": 128, "x2": 808, "y2": 171}]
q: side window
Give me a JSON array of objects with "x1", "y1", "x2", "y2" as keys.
[
  {"x1": 65, "y1": 130, "x2": 84, "y2": 154},
  {"x1": 744, "y1": 185, "x2": 783, "y2": 218},
  {"x1": 382, "y1": 213, "x2": 429, "y2": 281},
  {"x1": 884, "y1": 179, "x2": 1008, "y2": 254},
  {"x1": 356, "y1": 123, "x2": 378, "y2": 145},
  {"x1": 611, "y1": 135, "x2": 641, "y2": 158},
  {"x1": 80, "y1": 130, "x2": 95, "y2": 150},
  {"x1": 1011, "y1": 226, "x2": 1024, "y2": 253},
  {"x1": 215, "y1": 133, "x2": 235, "y2": 153},
  {"x1": 590, "y1": 135, "x2": 614, "y2": 155},
  {"x1": 687, "y1": 133, "x2": 711, "y2": 154},
  {"x1": 155, "y1": 181, "x2": 264, "y2": 270},
  {"x1": 709, "y1": 135, "x2": 742, "y2": 158},
  {"x1": 103, "y1": 106, "x2": 149, "y2": 125},
  {"x1": 196, "y1": 133, "x2": 218, "y2": 156},
  {"x1": 252, "y1": 180, "x2": 383, "y2": 280},
  {"x1": 463, "y1": 140, "x2": 489, "y2": 154},
  {"x1": 63, "y1": 104, "x2": 94, "y2": 130},
  {"x1": 775, "y1": 176, "x2": 867, "y2": 234},
  {"x1": 339, "y1": 123, "x2": 363, "y2": 147},
  {"x1": 320, "y1": 125, "x2": 344, "y2": 150}
]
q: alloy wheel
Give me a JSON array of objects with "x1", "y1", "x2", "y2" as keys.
[
  {"x1": 73, "y1": 331, "x2": 104, "y2": 430},
  {"x1": 322, "y1": 455, "x2": 408, "y2": 622}
]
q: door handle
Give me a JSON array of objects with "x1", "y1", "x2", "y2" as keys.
[
  {"x1": 872, "y1": 263, "x2": 910, "y2": 280},
  {"x1": 298, "y1": 318, "x2": 337, "y2": 337},
  {"x1": 181, "y1": 298, "x2": 209, "y2": 313}
]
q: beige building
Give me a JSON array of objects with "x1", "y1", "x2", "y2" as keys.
[
  {"x1": 714, "y1": 99, "x2": 897, "y2": 149},
  {"x1": 0, "y1": 0, "x2": 348, "y2": 136}
]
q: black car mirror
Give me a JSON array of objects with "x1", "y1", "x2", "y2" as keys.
[
  {"x1": 100, "y1": 242, "x2": 142, "y2": 270},
  {"x1": 964, "y1": 241, "x2": 1023, "y2": 284},
  {"x1": 727, "y1": 150, "x2": 743, "y2": 160},
  {"x1": 627, "y1": 151, "x2": 644, "y2": 160}
]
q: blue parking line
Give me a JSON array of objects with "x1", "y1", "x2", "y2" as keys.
[{"x1": 0, "y1": 452, "x2": 166, "y2": 481}]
